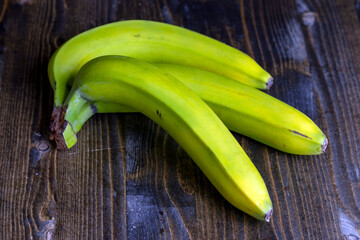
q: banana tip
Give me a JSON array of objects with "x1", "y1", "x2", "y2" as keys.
[
  {"x1": 322, "y1": 137, "x2": 328, "y2": 153},
  {"x1": 266, "y1": 78, "x2": 273, "y2": 90},
  {"x1": 265, "y1": 209, "x2": 273, "y2": 222}
]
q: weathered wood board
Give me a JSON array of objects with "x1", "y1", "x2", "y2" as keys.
[{"x1": 0, "y1": 0, "x2": 359, "y2": 239}]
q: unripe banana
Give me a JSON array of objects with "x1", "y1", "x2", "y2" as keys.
[
  {"x1": 48, "y1": 20, "x2": 272, "y2": 107},
  {"x1": 63, "y1": 64, "x2": 327, "y2": 155},
  {"x1": 55, "y1": 56, "x2": 273, "y2": 221}
]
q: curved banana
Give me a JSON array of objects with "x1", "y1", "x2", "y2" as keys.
[
  {"x1": 48, "y1": 20, "x2": 272, "y2": 107},
  {"x1": 55, "y1": 56, "x2": 273, "y2": 221},
  {"x1": 63, "y1": 64, "x2": 327, "y2": 155}
]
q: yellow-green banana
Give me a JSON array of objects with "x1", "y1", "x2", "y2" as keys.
[
  {"x1": 48, "y1": 20, "x2": 272, "y2": 108},
  {"x1": 54, "y1": 55, "x2": 273, "y2": 221},
  {"x1": 63, "y1": 64, "x2": 327, "y2": 155}
]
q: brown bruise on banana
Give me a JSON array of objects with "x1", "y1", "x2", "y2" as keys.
[
  {"x1": 80, "y1": 94, "x2": 88, "y2": 101},
  {"x1": 49, "y1": 106, "x2": 69, "y2": 150},
  {"x1": 288, "y1": 129, "x2": 312, "y2": 139},
  {"x1": 90, "y1": 104, "x2": 98, "y2": 114},
  {"x1": 156, "y1": 109, "x2": 162, "y2": 119}
]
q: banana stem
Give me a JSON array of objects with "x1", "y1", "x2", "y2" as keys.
[
  {"x1": 69, "y1": 102, "x2": 134, "y2": 134},
  {"x1": 64, "y1": 90, "x2": 88, "y2": 124},
  {"x1": 71, "y1": 102, "x2": 96, "y2": 133},
  {"x1": 60, "y1": 102, "x2": 96, "y2": 149},
  {"x1": 60, "y1": 101, "x2": 135, "y2": 148},
  {"x1": 48, "y1": 91, "x2": 89, "y2": 149}
]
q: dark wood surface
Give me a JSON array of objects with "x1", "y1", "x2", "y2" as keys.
[{"x1": 0, "y1": 0, "x2": 359, "y2": 239}]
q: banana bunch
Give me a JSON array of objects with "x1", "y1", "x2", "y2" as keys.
[{"x1": 48, "y1": 20, "x2": 327, "y2": 222}]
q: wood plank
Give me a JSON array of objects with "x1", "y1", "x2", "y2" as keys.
[
  {"x1": 0, "y1": 0, "x2": 359, "y2": 239},
  {"x1": 0, "y1": 0, "x2": 55, "y2": 239}
]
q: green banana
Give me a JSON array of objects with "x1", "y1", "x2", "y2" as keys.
[
  {"x1": 48, "y1": 20, "x2": 272, "y2": 108},
  {"x1": 53, "y1": 55, "x2": 273, "y2": 221},
  {"x1": 63, "y1": 64, "x2": 327, "y2": 155}
]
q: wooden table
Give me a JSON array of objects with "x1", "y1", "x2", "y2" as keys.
[{"x1": 0, "y1": 0, "x2": 359, "y2": 239}]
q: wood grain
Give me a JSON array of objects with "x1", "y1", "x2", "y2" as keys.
[{"x1": 0, "y1": 0, "x2": 359, "y2": 239}]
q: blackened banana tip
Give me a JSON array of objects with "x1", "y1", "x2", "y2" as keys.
[
  {"x1": 266, "y1": 77, "x2": 273, "y2": 90},
  {"x1": 265, "y1": 209, "x2": 273, "y2": 222},
  {"x1": 322, "y1": 137, "x2": 328, "y2": 153}
]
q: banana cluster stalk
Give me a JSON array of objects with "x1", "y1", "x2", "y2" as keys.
[
  {"x1": 48, "y1": 20, "x2": 272, "y2": 108},
  {"x1": 53, "y1": 56, "x2": 273, "y2": 221},
  {"x1": 61, "y1": 64, "x2": 327, "y2": 155}
]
